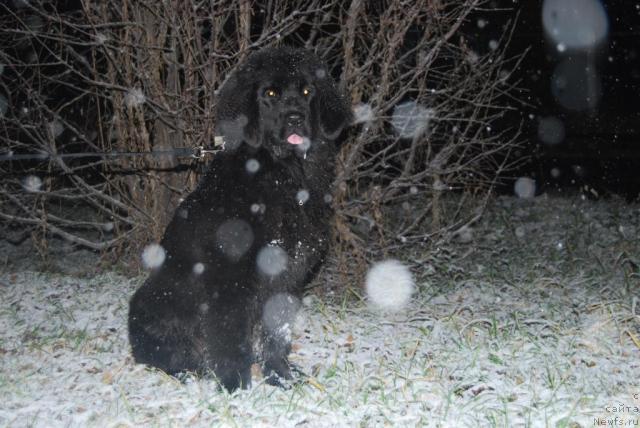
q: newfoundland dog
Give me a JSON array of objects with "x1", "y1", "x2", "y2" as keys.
[{"x1": 128, "y1": 46, "x2": 352, "y2": 391}]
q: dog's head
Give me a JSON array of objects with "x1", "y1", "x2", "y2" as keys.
[{"x1": 215, "y1": 47, "x2": 352, "y2": 158}]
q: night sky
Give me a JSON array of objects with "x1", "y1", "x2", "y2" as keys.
[{"x1": 486, "y1": 0, "x2": 640, "y2": 198}]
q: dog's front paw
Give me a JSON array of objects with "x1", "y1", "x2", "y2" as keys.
[
  {"x1": 216, "y1": 364, "x2": 252, "y2": 392},
  {"x1": 263, "y1": 358, "x2": 294, "y2": 388}
]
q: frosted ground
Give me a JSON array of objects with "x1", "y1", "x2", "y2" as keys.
[{"x1": 1, "y1": 195, "x2": 638, "y2": 427}]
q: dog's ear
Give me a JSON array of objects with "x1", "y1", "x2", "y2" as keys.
[
  {"x1": 215, "y1": 69, "x2": 261, "y2": 150},
  {"x1": 312, "y1": 72, "x2": 353, "y2": 142}
]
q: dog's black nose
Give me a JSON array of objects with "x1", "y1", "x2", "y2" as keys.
[{"x1": 286, "y1": 112, "x2": 303, "y2": 125}]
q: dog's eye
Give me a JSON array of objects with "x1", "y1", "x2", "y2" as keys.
[
  {"x1": 302, "y1": 86, "x2": 312, "y2": 96},
  {"x1": 265, "y1": 89, "x2": 278, "y2": 97}
]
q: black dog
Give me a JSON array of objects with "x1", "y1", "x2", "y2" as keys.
[{"x1": 128, "y1": 47, "x2": 352, "y2": 391}]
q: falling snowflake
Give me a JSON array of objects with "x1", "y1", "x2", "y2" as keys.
[
  {"x1": 262, "y1": 293, "x2": 300, "y2": 339},
  {"x1": 124, "y1": 89, "x2": 145, "y2": 107},
  {"x1": 256, "y1": 245, "x2": 288, "y2": 277},
  {"x1": 245, "y1": 159, "x2": 260, "y2": 174},
  {"x1": 551, "y1": 58, "x2": 602, "y2": 110},
  {"x1": 141, "y1": 244, "x2": 166, "y2": 269},
  {"x1": 353, "y1": 103, "x2": 373, "y2": 124},
  {"x1": 542, "y1": 0, "x2": 608, "y2": 50},
  {"x1": 391, "y1": 101, "x2": 434, "y2": 139},
  {"x1": 296, "y1": 189, "x2": 310, "y2": 205},
  {"x1": 193, "y1": 263, "x2": 205, "y2": 275},
  {"x1": 48, "y1": 120, "x2": 64, "y2": 138},
  {"x1": 538, "y1": 116, "x2": 565, "y2": 145},
  {"x1": 514, "y1": 177, "x2": 536, "y2": 199},
  {"x1": 215, "y1": 219, "x2": 254, "y2": 262},
  {"x1": 95, "y1": 33, "x2": 108, "y2": 44},
  {"x1": 22, "y1": 175, "x2": 42, "y2": 192},
  {"x1": 365, "y1": 259, "x2": 415, "y2": 311}
]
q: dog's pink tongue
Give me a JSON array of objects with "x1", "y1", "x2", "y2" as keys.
[{"x1": 287, "y1": 133, "x2": 304, "y2": 145}]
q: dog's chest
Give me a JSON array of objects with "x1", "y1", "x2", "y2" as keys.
[
  {"x1": 245, "y1": 164, "x2": 331, "y2": 254},
  {"x1": 251, "y1": 178, "x2": 329, "y2": 237}
]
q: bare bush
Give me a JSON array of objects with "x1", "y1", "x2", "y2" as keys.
[{"x1": 0, "y1": 0, "x2": 522, "y2": 273}]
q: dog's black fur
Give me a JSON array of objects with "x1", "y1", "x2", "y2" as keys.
[{"x1": 128, "y1": 47, "x2": 352, "y2": 391}]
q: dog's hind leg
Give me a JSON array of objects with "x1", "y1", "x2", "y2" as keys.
[
  {"x1": 262, "y1": 329, "x2": 293, "y2": 386},
  {"x1": 128, "y1": 283, "x2": 207, "y2": 376},
  {"x1": 259, "y1": 293, "x2": 301, "y2": 386}
]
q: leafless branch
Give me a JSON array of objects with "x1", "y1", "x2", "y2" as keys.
[{"x1": 0, "y1": 0, "x2": 523, "y2": 274}]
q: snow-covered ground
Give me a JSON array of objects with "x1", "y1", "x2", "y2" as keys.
[{"x1": 1, "y1": 195, "x2": 638, "y2": 427}]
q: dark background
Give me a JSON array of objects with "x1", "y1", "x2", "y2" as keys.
[
  {"x1": 2, "y1": 0, "x2": 639, "y2": 198},
  {"x1": 480, "y1": 0, "x2": 640, "y2": 198}
]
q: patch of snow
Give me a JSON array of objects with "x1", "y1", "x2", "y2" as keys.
[{"x1": 0, "y1": 195, "x2": 638, "y2": 427}]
